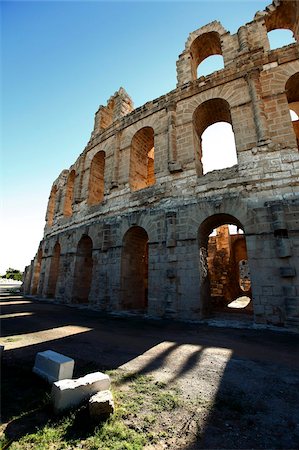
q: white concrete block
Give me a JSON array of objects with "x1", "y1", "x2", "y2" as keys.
[
  {"x1": 51, "y1": 372, "x2": 111, "y2": 413},
  {"x1": 89, "y1": 390, "x2": 114, "y2": 420},
  {"x1": 33, "y1": 350, "x2": 74, "y2": 383}
]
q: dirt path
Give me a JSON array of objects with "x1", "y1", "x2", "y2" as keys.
[{"x1": 1, "y1": 289, "x2": 299, "y2": 449}]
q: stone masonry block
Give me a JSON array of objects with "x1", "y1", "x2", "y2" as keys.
[
  {"x1": 33, "y1": 350, "x2": 74, "y2": 383},
  {"x1": 51, "y1": 372, "x2": 111, "y2": 413},
  {"x1": 280, "y1": 266, "x2": 296, "y2": 278},
  {"x1": 89, "y1": 390, "x2": 114, "y2": 420}
]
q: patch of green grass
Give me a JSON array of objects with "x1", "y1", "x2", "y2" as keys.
[
  {"x1": 85, "y1": 419, "x2": 147, "y2": 450},
  {"x1": 4, "y1": 370, "x2": 182, "y2": 450},
  {"x1": 153, "y1": 391, "x2": 180, "y2": 412}
]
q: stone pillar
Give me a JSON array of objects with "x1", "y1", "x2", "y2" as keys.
[
  {"x1": 111, "y1": 131, "x2": 121, "y2": 188},
  {"x1": 238, "y1": 26, "x2": 249, "y2": 51},
  {"x1": 167, "y1": 104, "x2": 182, "y2": 173},
  {"x1": 74, "y1": 155, "x2": 86, "y2": 204},
  {"x1": 246, "y1": 69, "x2": 269, "y2": 144},
  {"x1": 166, "y1": 212, "x2": 177, "y2": 247}
]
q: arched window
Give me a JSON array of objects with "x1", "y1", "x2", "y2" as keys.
[
  {"x1": 190, "y1": 32, "x2": 224, "y2": 80},
  {"x1": 47, "y1": 185, "x2": 57, "y2": 227},
  {"x1": 121, "y1": 226, "x2": 149, "y2": 311},
  {"x1": 264, "y1": 1, "x2": 298, "y2": 44},
  {"x1": 285, "y1": 73, "x2": 299, "y2": 149},
  {"x1": 267, "y1": 29, "x2": 296, "y2": 50},
  {"x1": 193, "y1": 98, "x2": 238, "y2": 175},
  {"x1": 130, "y1": 127, "x2": 155, "y2": 191},
  {"x1": 72, "y1": 235, "x2": 93, "y2": 304},
  {"x1": 197, "y1": 55, "x2": 224, "y2": 78},
  {"x1": 88, "y1": 151, "x2": 105, "y2": 205},
  {"x1": 63, "y1": 170, "x2": 76, "y2": 217}
]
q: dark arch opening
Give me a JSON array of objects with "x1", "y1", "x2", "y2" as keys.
[
  {"x1": 46, "y1": 242, "x2": 61, "y2": 298},
  {"x1": 47, "y1": 185, "x2": 57, "y2": 227},
  {"x1": 130, "y1": 127, "x2": 155, "y2": 192},
  {"x1": 193, "y1": 98, "x2": 238, "y2": 175},
  {"x1": 88, "y1": 151, "x2": 105, "y2": 205},
  {"x1": 121, "y1": 226, "x2": 149, "y2": 311},
  {"x1": 198, "y1": 214, "x2": 252, "y2": 320},
  {"x1": 63, "y1": 170, "x2": 76, "y2": 217},
  {"x1": 72, "y1": 235, "x2": 93, "y2": 304}
]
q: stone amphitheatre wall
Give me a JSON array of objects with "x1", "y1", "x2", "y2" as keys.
[{"x1": 24, "y1": 0, "x2": 299, "y2": 329}]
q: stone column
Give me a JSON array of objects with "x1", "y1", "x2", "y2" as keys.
[
  {"x1": 246, "y1": 69, "x2": 269, "y2": 144},
  {"x1": 167, "y1": 103, "x2": 182, "y2": 173},
  {"x1": 74, "y1": 154, "x2": 86, "y2": 204},
  {"x1": 238, "y1": 26, "x2": 249, "y2": 52},
  {"x1": 111, "y1": 131, "x2": 121, "y2": 188}
]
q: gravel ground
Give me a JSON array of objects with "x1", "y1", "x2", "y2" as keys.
[{"x1": 1, "y1": 287, "x2": 299, "y2": 449}]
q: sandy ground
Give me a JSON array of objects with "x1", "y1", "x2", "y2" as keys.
[{"x1": 1, "y1": 286, "x2": 299, "y2": 449}]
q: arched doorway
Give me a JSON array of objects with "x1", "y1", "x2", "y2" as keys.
[
  {"x1": 198, "y1": 214, "x2": 252, "y2": 319},
  {"x1": 72, "y1": 235, "x2": 93, "y2": 303},
  {"x1": 121, "y1": 226, "x2": 149, "y2": 311},
  {"x1": 46, "y1": 242, "x2": 61, "y2": 298}
]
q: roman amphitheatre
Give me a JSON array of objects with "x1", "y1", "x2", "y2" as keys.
[
  {"x1": 1, "y1": 1, "x2": 299, "y2": 449},
  {"x1": 23, "y1": 0, "x2": 299, "y2": 331}
]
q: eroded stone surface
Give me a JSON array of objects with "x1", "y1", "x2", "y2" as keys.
[
  {"x1": 51, "y1": 372, "x2": 111, "y2": 413},
  {"x1": 89, "y1": 390, "x2": 114, "y2": 420}
]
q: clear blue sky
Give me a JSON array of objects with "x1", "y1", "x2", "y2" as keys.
[{"x1": 1, "y1": 0, "x2": 291, "y2": 273}]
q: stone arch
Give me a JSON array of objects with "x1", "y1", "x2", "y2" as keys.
[
  {"x1": 31, "y1": 247, "x2": 43, "y2": 295},
  {"x1": 264, "y1": 0, "x2": 299, "y2": 42},
  {"x1": 46, "y1": 242, "x2": 61, "y2": 298},
  {"x1": 63, "y1": 170, "x2": 76, "y2": 217},
  {"x1": 129, "y1": 127, "x2": 155, "y2": 191},
  {"x1": 47, "y1": 185, "x2": 57, "y2": 227},
  {"x1": 190, "y1": 31, "x2": 223, "y2": 79},
  {"x1": 285, "y1": 72, "x2": 299, "y2": 148},
  {"x1": 72, "y1": 235, "x2": 93, "y2": 303},
  {"x1": 198, "y1": 214, "x2": 252, "y2": 318},
  {"x1": 88, "y1": 151, "x2": 105, "y2": 205},
  {"x1": 121, "y1": 226, "x2": 149, "y2": 311},
  {"x1": 192, "y1": 98, "x2": 237, "y2": 175},
  {"x1": 177, "y1": 21, "x2": 229, "y2": 86}
]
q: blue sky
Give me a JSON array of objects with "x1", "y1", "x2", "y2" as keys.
[{"x1": 1, "y1": 0, "x2": 293, "y2": 273}]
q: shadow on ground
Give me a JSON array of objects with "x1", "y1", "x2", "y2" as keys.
[{"x1": 1, "y1": 290, "x2": 299, "y2": 449}]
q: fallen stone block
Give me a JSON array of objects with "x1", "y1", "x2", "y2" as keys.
[
  {"x1": 33, "y1": 350, "x2": 74, "y2": 383},
  {"x1": 51, "y1": 372, "x2": 111, "y2": 413},
  {"x1": 89, "y1": 390, "x2": 114, "y2": 420}
]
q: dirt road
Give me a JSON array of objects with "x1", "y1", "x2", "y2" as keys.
[{"x1": 1, "y1": 288, "x2": 299, "y2": 449}]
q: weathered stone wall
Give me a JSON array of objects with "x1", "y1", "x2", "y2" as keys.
[{"x1": 24, "y1": 1, "x2": 299, "y2": 329}]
